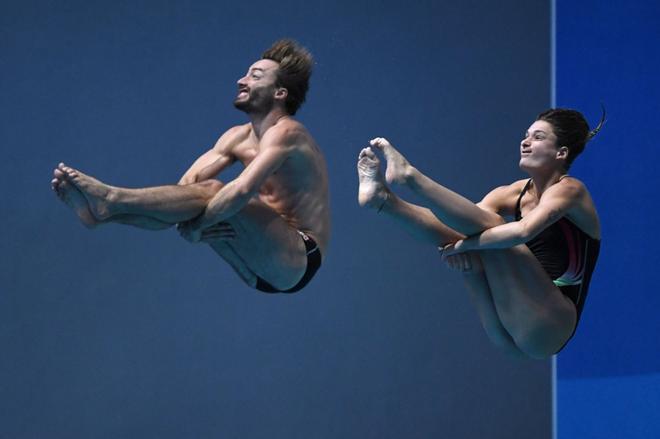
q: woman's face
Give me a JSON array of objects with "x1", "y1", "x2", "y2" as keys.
[{"x1": 519, "y1": 120, "x2": 566, "y2": 172}]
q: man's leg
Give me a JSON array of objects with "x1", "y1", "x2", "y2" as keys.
[
  {"x1": 54, "y1": 168, "x2": 207, "y2": 230},
  {"x1": 55, "y1": 164, "x2": 307, "y2": 290},
  {"x1": 57, "y1": 163, "x2": 222, "y2": 224},
  {"x1": 215, "y1": 199, "x2": 308, "y2": 291},
  {"x1": 207, "y1": 241, "x2": 259, "y2": 288}
]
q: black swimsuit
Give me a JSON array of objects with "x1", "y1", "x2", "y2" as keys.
[
  {"x1": 516, "y1": 179, "x2": 600, "y2": 323},
  {"x1": 254, "y1": 231, "x2": 322, "y2": 293}
]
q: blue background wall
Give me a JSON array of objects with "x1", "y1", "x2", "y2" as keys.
[
  {"x1": 555, "y1": 0, "x2": 660, "y2": 437},
  {"x1": 1, "y1": 1, "x2": 553, "y2": 438}
]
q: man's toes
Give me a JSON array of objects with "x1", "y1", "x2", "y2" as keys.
[{"x1": 58, "y1": 163, "x2": 75, "y2": 176}]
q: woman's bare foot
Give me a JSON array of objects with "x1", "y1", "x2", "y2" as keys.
[
  {"x1": 369, "y1": 137, "x2": 414, "y2": 185},
  {"x1": 357, "y1": 147, "x2": 390, "y2": 211}
]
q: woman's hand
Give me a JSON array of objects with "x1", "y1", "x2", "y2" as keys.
[{"x1": 440, "y1": 241, "x2": 473, "y2": 272}]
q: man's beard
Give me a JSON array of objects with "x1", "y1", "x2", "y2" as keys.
[
  {"x1": 233, "y1": 98, "x2": 253, "y2": 113},
  {"x1": 233, "y1": 91, "x2": 273, "y2": 114}
]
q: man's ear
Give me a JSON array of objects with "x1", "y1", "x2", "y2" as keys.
[{"x1": 275, "y1": 87, "x2": 288, "y2": 100}]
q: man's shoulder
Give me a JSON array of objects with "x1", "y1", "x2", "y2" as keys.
[
  {"x1": 263, "y1": 118, "x2": 311, "y2": 146},
  {"x1": 215, "y1": 124, "x2": 252, "y2": 150},
  {"x1": 273, "y1": 117, "x2": 308, "y2": 135},
  {"x1": 222, "y1": 123, "x2": 252, "y2": 141}
]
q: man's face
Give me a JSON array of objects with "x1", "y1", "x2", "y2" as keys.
[{"x1": 233, "y1": 59, "x2": 281, "y2": 113}]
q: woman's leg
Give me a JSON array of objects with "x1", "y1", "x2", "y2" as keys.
[
  {"x1": 476, "y1": 246, "x2": 577, "y2": 358},
  {"x1": 372, "y1": 139, "x2": 503, "y2": 235},
  {"x1": 460, "y1": 254, "x2": 527, "y2": 357},
  {"x1": 360, "y1": 145, "x2": 575, "y2": 357},
  {"x1": 358, "y1": 147, "x2": 462, "y2": 246}
]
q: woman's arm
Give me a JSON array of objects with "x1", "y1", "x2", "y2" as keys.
[{"x1": 444, "y1": 178, "x2": 585, "y2": 254}]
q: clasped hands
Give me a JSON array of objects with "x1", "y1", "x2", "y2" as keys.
[
  {"x1": 439, "y1": 238, "x2": 474, "y2": 273},
  {"x1": 177, "y1": 217, "x2": 236, "y2": 244}
]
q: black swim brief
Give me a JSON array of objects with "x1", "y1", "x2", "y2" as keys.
[{"x1": 255, "y1": 231, "x2": 322, "y2": 293}]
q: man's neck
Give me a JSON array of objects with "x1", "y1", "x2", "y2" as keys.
[{"x1": 248, "y1": 107, "x2": 290, "y2": 139}]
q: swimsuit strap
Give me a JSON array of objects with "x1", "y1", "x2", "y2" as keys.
[
  {"x1": 515, "y1": 175, "x2": 569, "y2": 220},
  {"x1": 515, "y1": 179, "x2": 533, "y2": 220},
  {"x1": 297, "y1": 230, "x2": 319, "y2": 255}
]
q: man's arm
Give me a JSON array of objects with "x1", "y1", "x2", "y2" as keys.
[
  {"x1": 177, "y1": 126, "x2": 244, "y2": 185},
  {"x1": 446, "y1": 179, "x2": 585, "y2": 254},
  {"x1": 191, "y1": 124, "x2": 297, "y2": 230}
]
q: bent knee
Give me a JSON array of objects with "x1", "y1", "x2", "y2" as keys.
[
  {"x1": 484, "y1": 327, "x2": 525, "y2": 357},
  {"x1": 492, "y1": 215, "x2": 506, "y2": 227},
  {"x1": 193, "y1": 179, "x2": 223, "y2": 196},
  {"x1": 514, "y1": 319, "x2": 575, "y2": 359}
]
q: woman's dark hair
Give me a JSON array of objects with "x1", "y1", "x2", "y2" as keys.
[
  {"x1": 536, "y1": 106, "x2": 606, "y2": 169},
  {"x1": 262, "y1": 39, "x2": 313, "y2": 115}
]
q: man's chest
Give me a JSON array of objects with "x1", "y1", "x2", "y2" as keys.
[{"x1": 232, "y1": 139, "x2": 260, "y2": 166}]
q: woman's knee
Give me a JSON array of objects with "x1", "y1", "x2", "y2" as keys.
[
  {"x1": 513, "y1": 316, "x2": 575, "y2": 359},
  {"x1": 484, "y1": 325, "x2": 526, "y2": 357}
]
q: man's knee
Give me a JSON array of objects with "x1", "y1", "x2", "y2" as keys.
[{"x1": 194, "y1": 179, "x2": 223, "y2": 195}]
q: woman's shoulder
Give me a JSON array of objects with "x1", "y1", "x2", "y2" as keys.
[
  {"x1": 479, "y1": 179, "x2": 530, "y2": 214},
  {"x1": 554, "y1": 175, "x2": 590, "y2": 199},
  {"x1": 556, "y1": 176, "x2": 600, "y2": 238},
  {"x1": 501, "y1": 178, "x2": 531, "y2": 195}
]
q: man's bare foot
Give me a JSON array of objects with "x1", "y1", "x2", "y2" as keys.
[
  {"x1": 357, "y1": 147, "x2": 390, "y2": 210},
  {"x1": 58, "y1": 163, "x2": 114, "y2": 220},
  {"x1": 52, "y1": 170, "x2": 99, "y2": 228},
  {"x1": 370, "y1": 137, "x2": 413, "y2": 185}
]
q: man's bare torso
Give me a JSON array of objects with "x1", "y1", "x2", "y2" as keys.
[{"x1": 226, "y1": 119, "x2": 330, "y2": 254}]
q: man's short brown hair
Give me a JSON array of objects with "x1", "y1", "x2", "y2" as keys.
[{"x1": 262, "y1": 39, "x2": 313, "y2": 115}]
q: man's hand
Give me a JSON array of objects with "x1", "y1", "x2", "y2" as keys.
[
  {"x1": 200, "y1": 222, "x2": 236, "y2": 243},
  {"x1": 177, "y1": 221, "x2": 235, "y2": 243},
  {"x1": 177, "y1": 220, "x2": 203, "y2": 243},
  {"x1": 178, "y1": 174, "x2": 199, "y2": 186}
]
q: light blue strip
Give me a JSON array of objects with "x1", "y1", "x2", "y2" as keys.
[
  {"x1": 551, "y1": 0, "x2": 557, "y2": 438},
  {"x1": 551, "y1": 0, "x2": 557, "y2": 108}
]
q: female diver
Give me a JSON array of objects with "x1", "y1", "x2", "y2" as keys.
[{"x1": 357, "y1": 108, "x2": 604, "y2": 358}]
